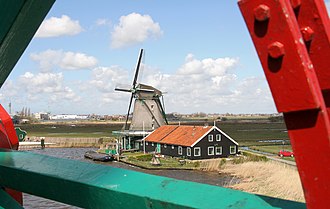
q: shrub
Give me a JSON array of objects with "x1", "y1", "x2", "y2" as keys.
[
  {"x1": 219, "y1": 158, "x2": 227, "y2": 167},
  {"x1": 232, "y1": 157, "x2": 245, "y2": 164},
  {"x1": 239, "y1": 151, "x2": 268, "y2": 163},
  {"x1": 127, "y1": 156, "x2": 135, "y2": 161},
  {"x1": 193, "y1": 161, "x2": 200, "y2": 167},
  {"x1": 135, "y1": 154, "x2": 153, "y2": 161}
]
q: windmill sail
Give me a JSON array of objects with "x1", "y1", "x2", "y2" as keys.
[{"x1": 115, "y1": 49, "x2": 167, "y2": 132}]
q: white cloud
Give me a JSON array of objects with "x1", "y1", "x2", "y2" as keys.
[
  {"x1": 30, "y1": 50, "x2": 98, "y2": 72},
  {"x1": 137, "y1": 54, "x2": 275, "y2": 113},
  {"x1": 90, "y1": 66, "x2": 129, "y2": 92},
  {"x1": 87, "y1": 53, "x2": 275, "y2": 114},
  {"x1": 35, "y1": 15, "x2": 83, "y2": 38},
  {"x1": 96, "y1": 18, "x2": 111, "y2": 26},
  {"x1": 0, "y1": 80, "x2": 19, "y2": 102},
  {"x1": 111, "y1": 13, "x2": 163, "y2": 48},
  {"x1": 60, "y1": 52, "x2": 98, "y2": 70},
  {"x1": 18, "y1": 72, "x2": 80, "y2": 102},
  {"x1": 86, "y1": 66, "x2": 133, "y2": 112},
  {"x1": 3, "y1": 52, "x2": 275, "y2": 115}
]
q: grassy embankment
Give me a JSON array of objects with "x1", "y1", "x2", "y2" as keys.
[
  {"x1": 121, "y1": 152, "x2": 199, "y2": 169},
  {"x1": 249, "y1": 145, "x2": 293, "y2": 154},
  {"x1": 120, "y1": 151, "x2": 268, "y2": 170},
  {"x1": 17, "y1": 122, "x2": 123, "y2": 138}
]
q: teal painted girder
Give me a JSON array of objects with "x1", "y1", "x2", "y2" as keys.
[
  {"x1": 0, "y1": 188, "x2": 23, "y2": 209},
  {"x1": 0, "y1": 149, "x2": 306, "y2": 209},
  {"x1": 0, "y1": 0, "x2": 55, "y2": 87}
]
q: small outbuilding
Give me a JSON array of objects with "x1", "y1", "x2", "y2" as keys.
[{"x1": 141, "y1": 125, "x2": 238, "y2": 160}]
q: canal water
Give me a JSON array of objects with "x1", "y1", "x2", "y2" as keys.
[{"x1": 23, "y1": 148, "x2": 238, "y2": 208}]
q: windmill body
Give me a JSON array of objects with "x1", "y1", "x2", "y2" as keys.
[
  {"x1": 114, "y1": 49, "x2": 167, "y2": 150},
  {"x1": 130, "y1": 84, "x2": 167, "y2": 131}
]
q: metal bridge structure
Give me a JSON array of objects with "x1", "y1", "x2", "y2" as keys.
[{"x1": 0, "y1": 0, "x2": 328, "y2": 208}]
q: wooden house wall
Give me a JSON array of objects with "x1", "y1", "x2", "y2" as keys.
[
  {"x1": 142, "y1": 128, "x2": 238, "y2": 160},
  {"x1": 191, "y1": 128, "x2": 238, "y2": 160}
]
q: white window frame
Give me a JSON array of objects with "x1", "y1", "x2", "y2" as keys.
[
  {"x1": 208, "y1": 146, "x2": 214, "y2": 155},
  {"x1": 178, "y1": 146, "x2": 182, "y2": 155},
  {"x1": 230, "y1": 146, "x2": 236, "y2": 154},
  {"x1": 194, "y1": 147, "x2": 201, "y2": 156},
  {"x1": 215, "y1": 146, "x2": 222, "y2": 155},
  {"x1": 187, "y1": 147, "x2": 191, "y2": 156},
  {"x1": 216, "y1": 134, "x2": 221, "y2": 141},
  {"x1": 208, "y1": 135, "x2": 213, "y2": 142}
]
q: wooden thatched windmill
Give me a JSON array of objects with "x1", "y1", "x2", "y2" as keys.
[{"x1": 114, "y1": 49, "x2": 168, "y2": 150}]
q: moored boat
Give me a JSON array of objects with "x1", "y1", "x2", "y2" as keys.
[{"x1": 84, "y1": 150, "x2": 114, "y2": 162}]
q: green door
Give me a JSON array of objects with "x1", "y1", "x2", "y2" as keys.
[{"x1": 156, "y1": 143, "x2": 161, "y2": 153}]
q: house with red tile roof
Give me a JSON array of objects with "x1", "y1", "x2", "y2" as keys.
[{"x1": 141, "y1": 125, "x2": 238, "y2": 160}]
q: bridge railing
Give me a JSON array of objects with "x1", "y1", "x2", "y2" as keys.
[{"x1": 0, "y1": 149, "x2": 306, "y2": 209}]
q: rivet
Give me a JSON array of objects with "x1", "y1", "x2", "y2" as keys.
[
  {"x1": 301, "y1": 26, "x2": 314, "y2": 42},
  {"x1": 290, "y1": 0, "x2": 301, "y2": 9},
  {"x1": 268, "y1": 42, "x2": 285, "y2": 59},
  {"x1": 254, "y1": 5, "x2": 270, "y2": 21}
]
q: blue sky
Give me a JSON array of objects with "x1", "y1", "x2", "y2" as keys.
[{"x1": 1, "y1": 0, "x2": 329, "y2": 115}]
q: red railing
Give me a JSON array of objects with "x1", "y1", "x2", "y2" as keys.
[{"x1": 239, "y1": 0, "x2": 330, "y2": 208}]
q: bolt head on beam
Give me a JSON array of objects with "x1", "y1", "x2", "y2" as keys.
[
  {"x1": 254, "y1": 4, "x2": 270, "y2": 21},
  {"x1": 301, "y1": 26, "x2": 314, "y2": 42},
  {"x1": 268, "y1": 42, "x2": 285, "y2": 58}
]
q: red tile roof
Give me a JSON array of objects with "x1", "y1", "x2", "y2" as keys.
[{"x1": 145, "y1": 125, "x2": 213, "y2": 147}]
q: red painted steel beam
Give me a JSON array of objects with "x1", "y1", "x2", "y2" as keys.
[
  {"x1": 0, "y1": 105, "x2": 19, "y2": 150},
  {"x1": 0, "y1": 104, "x2": 22, "y2": 204},
  {"x1": 238, "y1": 0, "x2": 330, "y2": 209},
  {"x1": 292, "y1": 0, "x2": 330, "y2": 113}
]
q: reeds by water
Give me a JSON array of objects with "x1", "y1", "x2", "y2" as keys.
[{"x1": 197, "y1": 157, "x2": 304, "y2": 202}]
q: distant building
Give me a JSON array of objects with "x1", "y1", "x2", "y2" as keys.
[
  {"x1": 142, "y1": 125, "x2": 238, "y2": 160},
  {"x1": 34, "y1": 112, "x2": 50, "y2": 120},
  {"x1": 49, "y1": 114, "x2": 88, "y2": 120}
]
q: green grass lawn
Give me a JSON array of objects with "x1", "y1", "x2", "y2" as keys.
[
  {"x1": 121, "y1": 152, "x2": 199, "y2": 169},
  {"x1": 175, "y1": 121, "x2": 289, "y2": 145},
  {"x1": 17, "y1": 123, "x2": 123, "y2": 138},
  {"x1": 17, "y1": 121, "x2": 289, "y2": 146},
  {"x1": 248, "y1": 145, "x2": 296, "y2": 162},
  {"x1": 249, "y1": 145, "x2": 293, "y2": 155},
  {"x1": 218, "y1": 123, "x2": 288, "y2": 142}
]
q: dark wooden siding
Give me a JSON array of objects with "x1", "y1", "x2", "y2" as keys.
[
  {"x1": 143, "y1": 128, "x2": 238, "y2": 160},
  {"x1": 190, "y1": 128, "x2": 238, "y2": 160}
]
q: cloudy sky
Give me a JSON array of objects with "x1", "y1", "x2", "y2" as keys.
[{"x1": 1, "y1": 1, "x2": 329, "y2": 115}]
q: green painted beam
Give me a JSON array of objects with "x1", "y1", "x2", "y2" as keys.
[
  {"x1": 0, "y1": 0, "x2": 25, "y2": 43},
  {"x1": 0, "y1": 0, "x2": 55, "y2": 87},
  {"x1": 0, "y1": 149, "x2": 305, "y2": 209},
  {"x1": 0, "y1": 189, "x2": 23, "y2": 209}
]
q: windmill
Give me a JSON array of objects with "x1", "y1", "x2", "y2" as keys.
[{"x1": 114, "y1": 49, "x2": 168, "y2": 150}]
